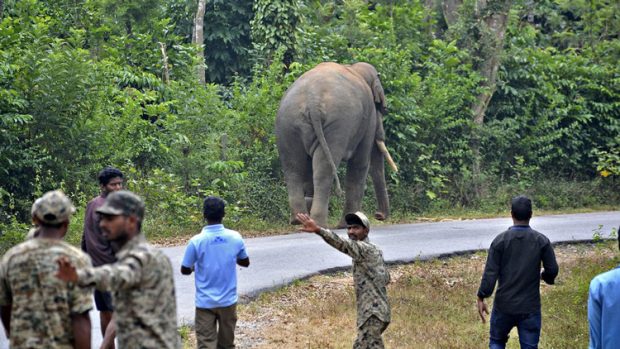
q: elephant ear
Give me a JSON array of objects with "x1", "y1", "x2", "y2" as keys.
[{"x1": 372, "y1": 76, "x2": 388, "y2": 115}]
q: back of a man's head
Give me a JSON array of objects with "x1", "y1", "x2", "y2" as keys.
[
  {"x1": 31, "y1": 190, "x2": 76, "y2": 228},
  {"x1": 98, "y1": 166, "x2": 124, "y2": 186},
  {"x1": 203, "y1": 196, "x2": 225, "y2": 223},
  {"x1": 511, "y1": 195, "x2": 533, "y2": 221}
]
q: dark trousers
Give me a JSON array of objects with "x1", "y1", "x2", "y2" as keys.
[
  {"x1": 489, "y1": 308, "x2": 541, "y2": 349},
  {"x1": 195, "y1": 304, "x2": 238, "y2": 349}
]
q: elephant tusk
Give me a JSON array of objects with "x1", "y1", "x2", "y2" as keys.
[{"x1": 376, "y1": 140, "x2": 398, "y2": 172}]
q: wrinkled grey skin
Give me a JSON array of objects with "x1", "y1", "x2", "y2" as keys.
[{"x1": 275, "y1": 62, "x2": 390, "y2": 228}]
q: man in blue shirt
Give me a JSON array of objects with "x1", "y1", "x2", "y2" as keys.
[
  {"x1": 588, "y1": 227, "x2": 620, "y2": 349},
  {"x1": 181, "y1": 196, "x2": 250, "y2": 349}
]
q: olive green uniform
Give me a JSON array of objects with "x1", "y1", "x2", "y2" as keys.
[
  {"x1": 77, "y1": 234, "x2": 180, "y2": 349},
  {"x1": 0, "y1": 238, "x2": 92, "y2": 349},
  {"x1": 317, "y1": 228, "x2": 391, "y2": 348}
]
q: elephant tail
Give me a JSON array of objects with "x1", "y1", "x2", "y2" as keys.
[{"x1": 309, "y1": 109, "x2": 343, "y2": 197}]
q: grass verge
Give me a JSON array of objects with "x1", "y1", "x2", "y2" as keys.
[{"x1": 183, "y1": 241, "x2": 619, "y2": 348}]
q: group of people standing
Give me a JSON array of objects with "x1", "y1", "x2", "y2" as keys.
[
  {"x1": 0, "y1": 166, "x2": 617, "y2": 349},
  {"x1": 0, "y1": 167, "x2": 251, "y2": 349}
]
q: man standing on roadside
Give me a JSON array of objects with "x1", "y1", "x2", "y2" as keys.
[
  {"x1": 297, "y1": 211, "x2": 391, "y2": 349},
  {"x1": 181, "y1": 196, "x2": 250, "y2": 349},
  {"x1": 0, "y1": 190, "x2": 92, "y2": 349},
  {"x1": 587, "y1": 227, "x2": 620, "y2": 349},
  {"x1": 57, "y1": 190, "x2": 180, "y2": 349},
  {"x1": 81, "y1": 166, "x2": 123, "y2": 346},
  {"x1": 477, "y1": 195, "x2": 559, "y2": 349}
]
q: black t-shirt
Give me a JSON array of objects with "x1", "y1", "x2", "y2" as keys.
[{"x1": 477, "y1": 226, "x2": 559, "y2": 314}]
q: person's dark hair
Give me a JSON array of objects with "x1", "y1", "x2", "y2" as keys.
[
  {"x1": 511, "y1": 195, "x2": 533, "y2": 221},
  {"x1": 203, "y1": 196, "x2": 225, "y2": 222},
  {"x1": 98, "y1": 167, "x2": 124, "y2": 185}
]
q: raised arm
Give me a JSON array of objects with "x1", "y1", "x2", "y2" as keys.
[
  {"x1": 296, "y1": 213, "x2": 366, "y2": 259},
  {"x1": 57, "y1": 255, "x2": 143, "y2": 291}
]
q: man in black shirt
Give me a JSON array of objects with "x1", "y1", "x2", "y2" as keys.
[{"x1": 477, "y1": 195, "x2": 559, "y2": 349}]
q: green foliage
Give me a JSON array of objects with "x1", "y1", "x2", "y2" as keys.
[
  {"x1": 251, "y1": 0, "x2": 300, "y2": 67},
  {"x1": 486, "y1": 39, "x2": 620, "y2": 179},
  {"x1": 203, "y1": 0, "x2": 254, "y2": 84},
  {"x1": 0, "y1": 0, "x2": 618, "y2": 249},
  {"x1": 593, "y1": 145, "x2": 620, "y2": 177}
]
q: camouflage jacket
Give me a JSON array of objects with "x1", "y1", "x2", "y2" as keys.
[
  {"x1": 317, "y1": 228, "x2": 391, "y2": 328},
  {"x1": 0, "y1": 238, "x2": 93, "y2": 349},
  {"x1": 77, "y1": 234, "x2": 180, "y2": 349}
]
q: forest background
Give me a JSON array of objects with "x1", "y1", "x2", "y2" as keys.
[{"x1": 0, "y1": 0, "x2": 619, "y2": 251}]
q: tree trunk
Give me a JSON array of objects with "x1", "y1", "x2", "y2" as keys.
[
  {"x1": 470, "y1": 0, "x2": 512, "y2": 197},
  {"x1": 471, "y1": 0, "x2": 511, "y2": 126},
  {"x1": 442, "y1": 0, "x2": 512, "y2": 198},
  {"x1": 159, "y1": 42, "x2": 170, "y2": 84},
  {"x1": 442, "y1": 0, "x2": 463, "y2": 27},
  {"x1": 193, "y1": 0, "x2": 207, "y2": 84}
]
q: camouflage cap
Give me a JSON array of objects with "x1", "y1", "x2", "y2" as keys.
[
  {"x1": 344, "y1": 211, "x2": 370, "y2": 229},
  {"x1": 31, "y1": 190, "x2": 76, "y2": 225},
  {"x1": 96, "y1": 190, "x2": 145, "y2": 220}
]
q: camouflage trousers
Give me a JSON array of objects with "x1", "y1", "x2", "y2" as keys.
[{"x1": 353, "y1": 315, "x2": 389, "y2": 349}]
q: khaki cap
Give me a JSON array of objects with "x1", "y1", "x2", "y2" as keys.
[
  {"x1": 344, "y1": 211, "x2": 370, "y2": 229},
  {"x1": 96, "y1": 190, "x2": 145, "y2": 220},
  {"x1": 31, "y1": 190, "x2": 76, "y2": 225}
]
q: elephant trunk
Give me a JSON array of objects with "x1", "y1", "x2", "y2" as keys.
[
  {"x1": 370, "y1": 143, "x2": 391, "y2": 221},
  {"x1": 376, "y1": 140, "x2": 398, "y2": 172}
]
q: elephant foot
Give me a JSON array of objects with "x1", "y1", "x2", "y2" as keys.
[{"x1": 374, "y1": 212, "x2": 387, "y2": 221}]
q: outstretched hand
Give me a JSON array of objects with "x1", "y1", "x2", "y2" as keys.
[
  {"x1": 56, "y1": 256, "x2": 78, "y2": 283},
  {"x1": 296, "y1": 213, "x2": 321, "y2": 234},
  {"x1": 477, "y1": 297, "x2": 489, "y2": 323}
]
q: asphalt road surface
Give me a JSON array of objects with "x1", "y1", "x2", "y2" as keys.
[{"x1": 0, "y1": 211, "x2": 617, "y2": 348}]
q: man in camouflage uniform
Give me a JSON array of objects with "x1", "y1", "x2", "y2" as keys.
[
  {"x1": 57, "y1": 190, "x2": 180, "y2": 349},
  {"x1": 297, "y1": 212, "x2": 391, "y2": 349},
  {"x1": 0, "y1": 190, "x2": 92, "y2": 349}
]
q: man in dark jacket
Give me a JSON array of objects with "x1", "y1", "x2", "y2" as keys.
[
  {"x1": 80, "y1": 166, "x2": 123, "y2": 346},
  {"x1": 477, "y1": 195, "x2": 559, "y2": 349}
]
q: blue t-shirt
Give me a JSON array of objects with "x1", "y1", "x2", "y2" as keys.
[
  {"x1": 182, "y1": 224, "x2": 249, "y2": 308},
  {"x1": 588, "y1": 265, "x2": 620, "y2": 349}
]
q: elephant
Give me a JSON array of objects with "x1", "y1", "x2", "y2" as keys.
[{"x1": 275, "y1": 62, "x2": 397, "y2": 228}]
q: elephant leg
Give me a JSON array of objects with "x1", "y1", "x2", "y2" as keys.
[
  {"x1": 310, "y1": 147, "x2": 342, "y2": 227},
  {"x1": 337, "y1": 159, "x2": 370, "y2": 228},
  {"x1": 281, "y1": 153, "x2": 312, "y2": 225},
  {"x1": 369, "y1": 144, "x2": 389, "y2": 221},
  {"x1": 303, "y1": 174, "x2": 314, "y2": 212}
]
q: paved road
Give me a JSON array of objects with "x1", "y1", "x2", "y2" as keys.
[{"x1": 0, "y1": 211, "x2": 617, "y2": 348}]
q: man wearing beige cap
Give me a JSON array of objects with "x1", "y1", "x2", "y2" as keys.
[
  {"x1": 56, "y1": 190, "x2": 180, "y2": 349},
  {"x1": 297, "y1": 212, "x2": 391, "y2": 349},
  {"x1": 0, "y1": 190, "x2": 92, "y2": 349}
]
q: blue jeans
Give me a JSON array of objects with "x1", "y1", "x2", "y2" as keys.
[{"x1": 489, "y1": 308, "x2": 541, "y2": 349}]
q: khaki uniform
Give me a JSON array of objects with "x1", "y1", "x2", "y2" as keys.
[
  {"x1": 317, "y1": 228, "x2": 391, "y2": 347},
  {"x1": 77, "y1": 234, "x2": 180, "y2": 349},
  {"x1": 0, "y1": 238, "x2": 92, "y2": 349}
]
